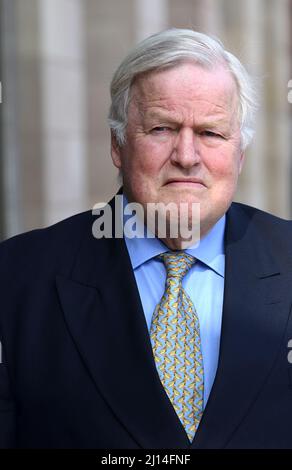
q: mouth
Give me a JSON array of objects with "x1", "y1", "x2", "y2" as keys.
[{"x1": 164, "y1": 178, "x2": 206, "y2": 188}]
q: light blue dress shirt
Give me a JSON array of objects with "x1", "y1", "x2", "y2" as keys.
[{"x1": 123, "y1": 197, "x2": 225, "y2": 408}]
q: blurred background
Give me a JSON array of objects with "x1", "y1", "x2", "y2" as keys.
[{"x1": 0, "y1": 0, "x2": 291, "y2": 240}]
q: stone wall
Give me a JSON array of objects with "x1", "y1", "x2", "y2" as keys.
[{"x1": 1, "y1": 0, "x2": 291, "y2": 239}]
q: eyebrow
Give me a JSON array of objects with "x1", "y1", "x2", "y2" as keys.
[{"x1": 142, "y1": 110, "x2": 232, "y2": 129}]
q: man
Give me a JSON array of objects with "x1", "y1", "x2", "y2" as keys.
[{"x1": 1, "y1": 28, "x2": 292, "y2": 449}]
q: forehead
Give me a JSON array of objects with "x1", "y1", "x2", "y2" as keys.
[{"x1": 130, "y1": 62, "x2": 238, "y2": 117}]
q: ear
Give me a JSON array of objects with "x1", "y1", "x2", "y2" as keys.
[
  {"x1": 110, "y1": 131, "x2": 122, "y2": 169},
  {"x1": 238, "y1": 151, "x2": 245, "y2": 174}
]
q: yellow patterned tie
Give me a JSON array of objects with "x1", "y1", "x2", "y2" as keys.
[{"x1": 150, "y1": 251, "x2": 204, "y2": 442}]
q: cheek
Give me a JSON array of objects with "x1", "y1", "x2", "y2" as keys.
[
  {"x1": 206, "y1": 148, "x2": 242, "y2": 179},
  {"x1": 128, "y1": 140, "x2": 171, "y2": 175}
]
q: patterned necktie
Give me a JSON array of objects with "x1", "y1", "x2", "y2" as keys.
[{"x1": 150, "y1": 251, "x2": 204, "y2": 442}]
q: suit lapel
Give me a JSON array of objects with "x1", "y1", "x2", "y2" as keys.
[
  {"x1": 56, "y1": 197, "x2": 189, "y2": 449},
  {"x1": 192, "y1": 203, "x2": 292, "y2": 448}
]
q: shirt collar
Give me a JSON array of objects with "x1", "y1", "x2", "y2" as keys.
[{"x1": 123, "y1": 195, "x2": 225, "y2": 277}]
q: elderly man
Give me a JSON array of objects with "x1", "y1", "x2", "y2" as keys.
[{"x1": 0, "y1": 29, "x2": 292, "y2": 449}]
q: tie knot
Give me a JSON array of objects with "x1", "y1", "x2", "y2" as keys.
[{"x1": 158, "y1": 251, "x2": 195, "y2": 281}]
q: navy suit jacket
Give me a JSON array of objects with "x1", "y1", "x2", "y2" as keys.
[{"x1": 1, "y1": 198, "x2": 292, "y2": 449}]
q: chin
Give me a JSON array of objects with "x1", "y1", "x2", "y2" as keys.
[{"x1": 160, "y1": 191, "x2": 200, "y2": 205}]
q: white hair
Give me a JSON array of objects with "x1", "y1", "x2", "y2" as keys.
[{"x1": 108, "y1": 28, "x2": 259, "y2": 150}]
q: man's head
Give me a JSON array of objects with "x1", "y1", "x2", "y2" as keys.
[{"x1": 108, "y1": 29, "x2": 258, "y2": 245}]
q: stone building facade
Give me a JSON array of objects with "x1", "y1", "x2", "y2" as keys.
[{"x1": 0, "y1": 0, "x2": 291, "y2": 239}]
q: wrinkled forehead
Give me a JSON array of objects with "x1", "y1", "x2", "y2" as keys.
[{"x1": 129, "y1": 62, "x2": 239, "y2": 114}]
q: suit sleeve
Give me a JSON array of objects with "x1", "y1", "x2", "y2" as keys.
[
  {"x1": 0, "y1": 240, "x2": 17, "y2": 448},
  {"x1": 0, "y1": 354, "x2": 16, "y2": 448}
]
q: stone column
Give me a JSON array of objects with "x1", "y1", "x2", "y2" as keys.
[
  {"x1": 39, "y1": 0, "x2": 88, "y2": 226},
  {"x1": 84, "y1": 0, "x2": 136, "y2": 207},
  {"x1": 264, "y1": 0, "x2": 291, "y2": 217},
  {"x1": 0, "y1": 0, "x2": 23, "y2": 238},
  {"x1": 234, "y1": 0, "x2": 268, "y2": 211},
  {"x1": 134, "y1": 0, "x2": 168, "y2": 42},
  {"x1": 236, "y1": 0, "x2": 291, "y2": 218}
]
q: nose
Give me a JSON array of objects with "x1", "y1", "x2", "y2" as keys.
[{"x1": 170, "y1": 128, "x2": 201, "y2": 169}]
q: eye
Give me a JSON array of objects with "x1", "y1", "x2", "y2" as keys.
[
  {"x1": 151, "y1": 126, "x2": 172, "y2": 133},
  {"x1": 200, "y1": 130, "x2": 223, "y2": 138}
]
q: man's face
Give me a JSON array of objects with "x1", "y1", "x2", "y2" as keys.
[{"x1": 111, "y1": 62, "x2": 245, "y2": 238}]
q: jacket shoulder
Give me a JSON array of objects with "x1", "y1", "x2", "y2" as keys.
[
  {"x1": 0, "y1": 210, "x2": 95, "y2": 280},
  {"x1": 231, "y1": 202, "x2": 292, "y2": 227},
  {"x1": 230, "y1": 202, "x2": 292, "y2": 250}
]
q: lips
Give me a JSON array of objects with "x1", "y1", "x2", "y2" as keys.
[{"x1": 165, "y1": 178, "x2": 206, "y2": 187}]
